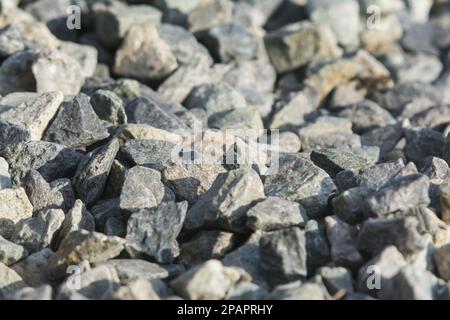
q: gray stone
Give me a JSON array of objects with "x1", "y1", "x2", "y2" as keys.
[
  {"x1": 405, "y1": 127, "x2": 445, "y2": 169},
  {"x1": 9, "y1": 140, "x2": 85, "y2": 184},
  {"x1": 361, "y1": 124, "x2": 404, "y2": 157},
  {"x1": 114, "y1": 23, "x2": 178, "y2": 82},
  {"x1": 170, "y1": 259, "x2": 250, "y2": 300},
  {"x1": 337, "y1": 100, "x2": 396, "y2": 134},
  {"x1": 50, "y1": 179, "x2": 76, "y2": 212},
  {"x1": 91, "y1": 90, "x2": 127, "y2": 126},
  {"x1": 227, "y1": 282, "x2": 270, "y2": 300},
  {"x1": 357, "y1": 217, "x2": 427, "y2": 256},
  {"x1": 260, "y1": 227, "x2": 307, "y2": 287},
  {"x1": 0, "y1": 120, "x2": 31, "y2": 161},
  {"x1": 91, "y1": 198, "x2": 125, "y2": 232},
  {"x1": 270, "y1": 279, "x2": 329, "y2": 300},
  {"x1": 0, "y1": 91, "x2": 63, "y2": 140},
  {"x1": 163, "y1": 164, "x2": 226, "y2": 204},
  {"x1": 59, "y1": 41, "x2": 98, "y2": 78},
  {"x1": 324, "y1": 216, "x2": 363, "y2": 270},
  {"x1": 24, "y1": 170, "x2": 65, "y2": 213},
  {"x1": 10, "y1": 208, "x2": 64, "y2": 254},
  {"x1": 120, "y1": 139, "x2": 176, "y2": 170},
  {"x1": 199, "y1": 23, "x2": 260, "y2": 63},
  {"x1": 11, "y1": 248, "x2": 55, "y2": 287},
  {"x1": 185, "y1": 82, "x2": 248, "y2": 119},
  {"x1": 246, "y1": 197, "x2": 308, "y2": 232},
  {"x1": 126, "y1": 201, "x2": 187, "y2": 264},
  {"x1": 57, "y1": 200, "x2": 95, "y2": 248},
  {"x1": 366, "y1": 174, "x2": 431, "y2": 217},
  {"x1": 44, "y1": 94, "x2": 109, "y2": 149},
  {"x1": 113, "y1": 278, "x2": 161, "y2": 300},
  {"x1": 264, "y1": 21, "x2": 341, "y2": 73},
  {"x1": 305, "y1": 220, "x2": 330, "y2": 275},
  {"x1": 73, "y1": 139, "x2": 119, "y2": 205},
  {"x1": 179, "y1": 231, "x2": 235, "y2": 267},
  {"x1": 93, "y1": 1, "x2": 162, "y2": 48},
  {"x1": 264, "y1": 154, "x2": 337, "y2": 218},
  {"x1": 125, "y1": 97, "x2": 188, "y2": 131},
  {"x1": 222, "y1": 232, "x2": 267, "y2": 289},
  {"x1": 311, "y1": 148, "x2": 372, "y2": 178},
  {"x1": 332, "y1": 187, "x2": 373, "y2": 225},
  {"x1": 0, "y1": 187, "x2": 33, "y2": 239},
  {"x1": 0, "y1": 235, "x2": 27, "y2": 266},
  {"x1": 185, "y1": 168, "x2": 265, "y2": 233},
  {"x1": 119, "y1": 166, "x2": 166, "y2": 214}
]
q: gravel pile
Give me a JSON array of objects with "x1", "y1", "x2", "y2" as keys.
[{"x1": 0, "y1": 0, "x2": 450, "y2": 300}]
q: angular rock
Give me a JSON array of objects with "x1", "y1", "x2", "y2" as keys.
[
  {"x1": 405, "y1": 127, "x2": 445, "y2": 169},
  {"x1": 264, "y1": 154, "x2": 337, "y2": 218},
  {"x1": 318, "y1": 266, "x2": 354, "y2": 296},
  {"x1": 57, "y1": 200, "x2": 95, "y2": 248},
  {"x1": 0, "y1": 91, "x2": 63, "y2": 140},
  {"x1": 186, "y1": 0, "x2": 233, "y2": 33},
  {"x1": 114, "y1": 23, "x2": 178, "y2": 82},
  {"x1": 0, "y1": 187, "x2": 33, "y2": 239},
  {"x1": 126, "y1": 201, "x2": 187, "y2": 264},
  {"x1": 185, "y1": 168, "x2": 265, "y2": 233},
  {"x1": 11, "y1": 248, "x2": 55, "y2": 287},
  {"x1": 119, "y1": 166, "x2": 166, "y2": 213},
  {"x1": 260, "y1": 227, "x2": 307, "y2": 287},
  {"x1": 0, "y1": 262, "x2": 26, "y2": 299},
  {"x1": 357, "y1": 217, "x2": 427, "y2": 256},
  {"x1": 91, "y1": 90, "x2": 127, "y2": 126},
  {"x1": 246, "y1": 197, "x2": 307, "y2": 232},
  {"x1": 73, "y1": 139, "x2": 119, "y2": 205},
  {"x1": 44, "y1": 94, "x2": 109, "y2": 149},
  {"x1": 120, "y1": 139, "x2": 176, "y2": 170},
  {"x1": 311, "y1": 148, "x2": 372, "y2": 178},
  {"x1": 94, "y1": 259, "x2": 169, "y2": 283},
  {"x1": 435, "y1": 244, "x2": 450, "y2": 281},
  {"x1": 23, "y1": 170, "x2": 65, "y2": 213},
  {"x1": 0, "y1": 235, "x2": 27, "y2": 266}
]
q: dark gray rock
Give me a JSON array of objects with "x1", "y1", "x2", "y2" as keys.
[
  {"x1": 44, "y1": 94, "x2": 109, "y2": 149},
  {"x1": 310, "y1": 148, "x2": 372, "y2": 178},
  {"x1": 305, "y1": 220, "x2": 330, "y2": 275},
  {"x1": 9, "y1": 141, "x2": 85, "y2": 184},
  {"x1": 361, "y1": 124, "x2": 404, "y2": 157},
  {"x1": 73, "y1": 139, "x2": 119, "y2": 205},
  {"x1": 91, "y1": 90, "x2": 127, "y2": 126},
  {"x1": 404, "y1": 127, "x2": 445, "y2": 169},
  {"x1": 264, "y1": 154, "x2": 337, "y2": 218},
  {"x1": 120, "y1": 139, "x2": 176, "y2": 170},
  {"x1": 0, "y1": 235, "x2": 28, "y2": 266},
  {"x1": 260, "y1": 227, "x2": 307, "y2": 287},
  {"x1": 332, "y1": 187, "x2": 373, "y2": 225},
  {"x1": 126, "y1": 201, "x2": 188, "y2": 264},
  {"x1": 24, "y1": 170, "x2": 65, "y2": 213},
  {"x1": 0, "y1": 120, "x2": 31, "y2": 161}
]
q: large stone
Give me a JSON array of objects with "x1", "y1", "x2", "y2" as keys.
[
  {"x1": 264, "y1": 154, "x2": 337, "y2": 218},
  {"x1": 126, "y1": 201, "x2": 188, "y2": 264},
  {"x1": 246, "y1": 197, "x2": 308, "y2": 232},
  {"x1": 260, "y1": 227, "x2": 307, "y2": 287},
  {"x1": 357, "y1": 217, "x2": 427, "y2": 256},
  {"x1": 73, "y1": 139, "x2": 119, "y2": 205},
  {"x1": 185, "y1": 168, "x2": 265, "y2": 233},
  {"x1": 119, "y1": 166, "x2": 166, "y2": 213},
  {"x1": 0, "y1": 187, "x2": 33, "y2": 239},
  {"x1": 114, "y1": 23, "x2": 178, "y2": 82},
  {"x1": 44, "y1": 94, "x2": 109, "y2": 149},
  {"x1": 264, "y1": 21, "x2": 342, "y2": 73},
  {"x1": 91, "y1": 90, "x2": 127, "y2": 126},
  {"x1": 23, "y1": 170, "x2": 65, "y2": 213},
  {"x1": 0, "y1": 91, "x2": 63, "y2": 140}
]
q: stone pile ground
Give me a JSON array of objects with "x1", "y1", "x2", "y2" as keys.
[{"x1": 0, "y1": 0, "x2": 450, "y2": 300}]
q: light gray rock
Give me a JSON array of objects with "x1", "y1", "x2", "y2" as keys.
[
  {"x1": 94, "y1": 259, "x2": 169, "y2": 283},
  {"x1": 0, "y1": 91, "x2": 63, "y2": 140},
  {"x1": 57, "y1": 200, "x2": 95, "y2": 248},
  {"x1": 319, "y1": 266, "x2": 354, "y2": 295},
  {"x1": 11, "y1": 248, "x2": 56, "y2": 287},
  {"x1": 0, "y1": 262, "x2": 26, "y2": 299},
  {"x1": 0, "y1": 157, "x2": 11, "y2": 189}
]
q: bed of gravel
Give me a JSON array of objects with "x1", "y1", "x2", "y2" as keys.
[{"x1": 0, "y1": 0, "x2": 450, "y2": 300}]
